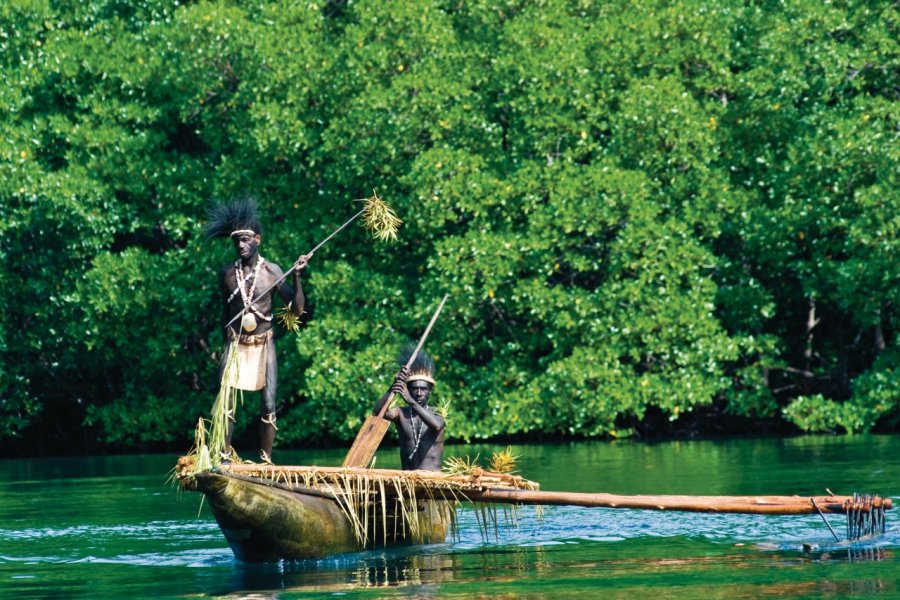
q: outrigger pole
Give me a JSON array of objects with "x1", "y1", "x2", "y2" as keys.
[
  {"x1": 467, "y1": 489, "x2": 890, "y2": 542},
  {"x1": 465, "y1": 489, "x2": 890, "y2": 542},
  {"x1": 464, "y1": 488, "x2": 891, "y2": 516}
]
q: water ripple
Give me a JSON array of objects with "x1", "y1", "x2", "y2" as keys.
[
  {"x1": 450, "y1": 504, "x2": 900, "y2": 553},
  {"x1": 0, "y1": 519, "x2": 220, "y2": 542}
]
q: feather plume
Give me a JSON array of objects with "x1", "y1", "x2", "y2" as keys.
[
  {"x1": 204, "y1": 197, "x2": 263, "y2": 240},
  {"x1": 398, "y1": 342, "x2": 435, "y2": 384}
]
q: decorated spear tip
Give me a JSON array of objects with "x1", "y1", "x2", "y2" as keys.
[{"x1": 359, "y1": 191, "x2": 402, "y2": 242}]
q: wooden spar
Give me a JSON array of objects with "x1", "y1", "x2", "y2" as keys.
[
  {"x1": 215, "y1": 463, "x2": 533, "y2": 488},
  {"x1": 466, "y1": 488, "x2": 892, "y2": 516},
  {"x1": 342, "y1": 294, "x2": 449, "y2": 468}
]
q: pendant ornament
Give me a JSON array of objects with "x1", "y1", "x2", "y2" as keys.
[
  {"x1": 241, "y1": 312, "x2": 258, "y2": 332},
  {"x1": 231, "y1": 258, "x2": 270, "y2": 334}
]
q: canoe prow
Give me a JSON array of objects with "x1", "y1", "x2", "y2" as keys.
[
  {"x1": 194, "y1": 470, "x2": 359, "y2": 561},
  {"x1": 192, "y1": 470, "x2": 452, "y2": 562}
]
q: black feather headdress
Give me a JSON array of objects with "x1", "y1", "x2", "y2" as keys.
[
  {"x1": 399, "y1": 343, "x2": 435, "y2": 386},
  {"x1": 203, "y1": 197, "x2": 263, "y2": 240}
]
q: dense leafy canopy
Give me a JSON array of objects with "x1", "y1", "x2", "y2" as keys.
[{"x1": 1, "y1": 0, "x2": 897, "y2": 454}]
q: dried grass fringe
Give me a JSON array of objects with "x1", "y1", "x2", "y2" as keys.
[
  {"x1": 176, "y1": 458, "x2": 539, "y2": 547},
  {"x1": 184, "y1": 343, "x2": 241, "y2": 475}
]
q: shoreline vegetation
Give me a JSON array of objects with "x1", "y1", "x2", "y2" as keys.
[
  {"x1": 0, "y1": 424, "x2": 883, "y2": 460},
  {"x1": 1, "y1": 1, "x2": 896, "y2": 457}
]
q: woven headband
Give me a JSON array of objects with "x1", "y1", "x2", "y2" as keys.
[{"x1": 407, "y1": 374, "x2": 436, "y2": 385}]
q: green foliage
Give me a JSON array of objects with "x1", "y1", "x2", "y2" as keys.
[
  {"x1": 784, "y1": 342, "x2": 900, "y2": 434},
  {"x1": 1, "y1": 0, "x2": 897, "y2": 454}
]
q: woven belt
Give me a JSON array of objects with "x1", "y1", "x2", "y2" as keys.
[{"x1": 227, "y1": 329, "x2": 274, "y2": 346}]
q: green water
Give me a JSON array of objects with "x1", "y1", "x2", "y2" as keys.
[{"x1": 1, "y1": 436, "x2": 898, "y2": 598}]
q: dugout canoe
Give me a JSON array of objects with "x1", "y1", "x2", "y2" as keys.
[
  {"x1": 187, "y1": 468, "x2": 453, "y2": 562},
  {"x1": 175, "y1": 458, "x2": 891, "y2": 562},
  {"x1": 174, "y1": 457, "x2": 538, "y2": 562}
]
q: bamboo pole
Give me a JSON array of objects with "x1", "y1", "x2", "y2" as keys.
[{"x1": 465, "y1": 489, "x2": 892, "y2": 515}]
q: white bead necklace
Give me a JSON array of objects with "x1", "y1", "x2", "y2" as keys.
[
  {"x1": 408, "y1": 410, "x2": 424, "y2": 461},
  {"x1": 231, "y1": 257, "x2": 271, "y2": 332}
]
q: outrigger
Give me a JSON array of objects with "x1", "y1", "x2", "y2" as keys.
[{"x1": 174, "y1": 455, "x2": 891, "y2": 563}]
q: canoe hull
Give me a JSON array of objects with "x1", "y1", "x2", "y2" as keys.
[{"x1": 194, "y1": 471, "x2": 451, "y2": 562}]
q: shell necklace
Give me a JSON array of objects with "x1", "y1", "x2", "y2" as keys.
[{"x1": 231, "y1": 257, "x2": 270, "y2": 332}]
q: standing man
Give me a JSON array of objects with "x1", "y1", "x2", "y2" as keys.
[
  {"x1": 204, "y1": 198, "x2": 308, "y2": 464},
  {"x1": 373, "y1": 347, "x2": 445, "y2": 471}
]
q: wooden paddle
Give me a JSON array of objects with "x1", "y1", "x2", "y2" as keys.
[{"x1": 342, "y1": 294, "x2": 449, "y2": 468}]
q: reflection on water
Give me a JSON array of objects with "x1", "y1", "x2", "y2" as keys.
[
  {"x1": 198, "y1": 549, "x2": 462, "y2": 597},
  {"x1": 354, "y1": 550, "x2": 459, "y2": 588},
  {"x1": 1, "y1": 437, "x2": 900, "y2": 598},
  {"x1": 209, "y1": 542, "x2": 898, "y2": 599},
  {"x1": 197, "y1": 515, "x2": 900, "y2": 598}
]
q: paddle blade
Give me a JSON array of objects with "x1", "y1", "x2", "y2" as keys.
[{"x1": 342, "y1": 415, "x2": 392, "y2": 468}]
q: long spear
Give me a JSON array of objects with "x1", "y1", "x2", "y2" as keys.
[
  {"x1": 224, "y1": 192, "x2": 400, "y2": 333},
  {"x1": 205, "y1": 193, "x2": 401, "y2": 466}
]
